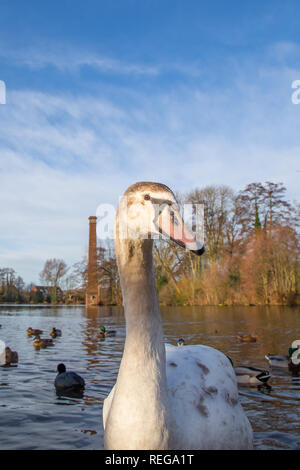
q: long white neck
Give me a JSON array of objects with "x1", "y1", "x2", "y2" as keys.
[{"x1": 104, "y1": 232, "x2": 173, "y2": 450}]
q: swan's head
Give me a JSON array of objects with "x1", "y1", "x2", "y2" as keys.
[{"x1": 117, "y1": 181, "x2": 205, "y2": 255}]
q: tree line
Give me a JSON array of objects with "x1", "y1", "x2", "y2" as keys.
[{"x1": 1, "y1": 181, "x2": 299, "y2": 306}]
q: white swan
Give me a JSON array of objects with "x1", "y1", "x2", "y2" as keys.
[{"x1": 103, "y1": 182, "x2": 253, "y2": 450}]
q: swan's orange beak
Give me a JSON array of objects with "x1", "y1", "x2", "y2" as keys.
[{"x1": 157, "y1": 209, "x2": 205, "y2": 256}]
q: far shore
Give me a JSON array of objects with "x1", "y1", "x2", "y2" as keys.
[{"x1": 0, "y1": 302, "x2": 299, "y2": 307}]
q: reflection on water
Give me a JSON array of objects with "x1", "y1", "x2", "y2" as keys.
[{"x1": 0, "y1": 305, "x2": 299, "y2": 449}]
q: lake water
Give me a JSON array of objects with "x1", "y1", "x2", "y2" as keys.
[{"x1": 0, "y1": 304, "x2": 299, "y2": 450}]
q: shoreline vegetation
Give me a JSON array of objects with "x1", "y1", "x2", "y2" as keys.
[{"x1": 1, "y1": 181, "x2": 299, "y2": 307}]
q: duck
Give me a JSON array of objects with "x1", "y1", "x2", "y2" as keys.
[
  {"x1": 233, "y1": 366, "x2": 271, "y2": 386},
  {"x1": 102, "y1": 182, "x2": 253, "y2": 450},
  {"x1": 265, "y1": 340, "x2": 300, "y2": 374},
  {"x1": 237, "y1": 334, "x2": 257, "y2": 343},
  {"x1": 33, "y1": 335, "x2": 54, "y2": 349},
  {"x1": 177, "y1": 338, "x2": 185, "y2": 346},
  {"x1": 27, "y1": 327, "x2": 43, "y2": 337},
  {"x1": 50, "y1": 327, "x2": 62, "y2": 338},
  {"x1": 54, "y1": 363, "x2": 85, "y2": 390},
  {"x1": 98, "y1": 326, "x2": 117, "y2": 337},
  {"x1": 2, "y1": 347, "x2": 18, "y2": 365}
]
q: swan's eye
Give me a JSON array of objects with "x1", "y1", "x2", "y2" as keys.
[{"x1": 144, "y1": 194, "x2": 151, "y2": 201}]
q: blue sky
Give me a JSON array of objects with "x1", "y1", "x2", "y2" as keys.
[{"x1": 0, "y1": 0, "x2": 300, "y2": 283}]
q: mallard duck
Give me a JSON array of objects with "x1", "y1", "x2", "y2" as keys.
[
  {"x1": 98, "y1": 326, "x2": 117, "y2": 337},
  {"x1": 226, "y1": 356, "x2": 270, "y2": 385},
  {"x1": 177, "y1": 338, "x2": 185, "y2": 346},
  {"x1": 234, "y1": 366, "x2": 271, "y2": 386},
  {"x1": 50, "y1": 327, "x2": 62, "y2": 338},
  {"x1": 54, "y1": 363, "x2": 85, "y2": 390},
  {"x1": 103, "y1": 182, "x2": 253, "y2": 450},
  {"x1": 33, "y1": 335, "x2": 54, "y2": 349},
  {"x1": 265, "y1": 354, "x2": 289, "y2": 368},
  {"x1": 27, "y1": 327, "x2": 43, "y2": 337},
  {"x1": 237, "y1": 334, "x2": 257, "y2": 343},
  {"x1": 265, "y1": 340, "x2": 300, "y2": 374}
]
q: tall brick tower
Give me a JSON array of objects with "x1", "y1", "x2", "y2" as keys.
[{"x1": 86, "y1": 216, "x2": 100, "y2": 306}]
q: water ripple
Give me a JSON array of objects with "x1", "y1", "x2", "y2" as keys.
[{"x1": 0, "y1": 304, "x2": 300, "y2": 449}]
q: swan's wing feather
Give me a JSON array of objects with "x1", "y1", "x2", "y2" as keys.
[
  {"x1": 103, "y1": 385, "x2": 116, "y2": 430},
  {"x1": 165, "y1": 344, "x2": 253, "y2": 449}
]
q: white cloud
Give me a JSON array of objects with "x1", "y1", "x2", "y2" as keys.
[
  {"x1": 0, "y1": 42, "x2": 209, "y2": 79},
  {"x1": 1, "y1": 55, "x2": 300, "y2": 283},
  {"x1": 0, "y1": 44, "x2": 160, "y2": 76}
]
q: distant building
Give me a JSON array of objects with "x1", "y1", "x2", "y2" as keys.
[
  {"x1": 31, "y1": 285, "x2": 63, "y2": 303},
  {"x1": 64, "y1": 288, "x2": 85, "y2": 304}
]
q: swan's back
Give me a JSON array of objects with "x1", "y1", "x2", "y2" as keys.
[
  {"x1": 103, "y1": 344, "x2": 253, "y2": 449},
  {"x1": 165, "y1": 344, "x2": 253, "y2": 449}
]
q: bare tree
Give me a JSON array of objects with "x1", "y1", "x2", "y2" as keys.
[
  {"x1": 39, "y1": 258, "x2": 68, "y2": 303},
  {"x1": 185, "y1": 185, "x2": 235, "y2": 263}
]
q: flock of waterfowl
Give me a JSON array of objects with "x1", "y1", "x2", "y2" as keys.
[
  {"x1": 235, "y1": 337, "x2": 300, "y2": 383},
  {"x1": 177, "y1": 337, "x2": 300, "y2": 386},
  {"x1": 1, "y1": 324, "x2": 114, "y2": 392}
]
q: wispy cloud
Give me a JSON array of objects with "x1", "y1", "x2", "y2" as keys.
[
  {"x1": 0, "y1": 44, "x2": 161, "y2": 76},
  {"x1": 0, "y1": 42, "x2": 208, "y2": 79},
  {"x1": 1, "y1": 45, "x2": 300, "y2": 283}
]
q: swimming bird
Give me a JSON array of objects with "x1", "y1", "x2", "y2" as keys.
[
  {"x1": 103, "y1": 182, "x2": 253, "y2": 450},
  {"x1": 177, "y1": 338, "x2": 185, "y2": 346},
  {"x1": 33, "y1": 335, "x2": 54, "y2": 349},
  {"x1": 98, "y1": 326, "x2": 116, "y2": 337},
  {"x1": 237, "y1": 334, "x2": 257, "y2": 343},
  {"x1": 4, "y1": 347, "x2": 18, "y2": 365},
  {"x1": 226, "y1": 356, "x2": 270, "y2": 385},
  {"x1": 265, "y1": 340, "x2": 300, "y2": 374},
  {"x1": 265, "y1": 354, "x2": 289, "y2": 368},
  {"x1": 27, "y1": 327, "x2": 43, "y2": 337},
  {"x1": 233, "y1": 366, "x2": 271, "y2": 386},
  {"x1": 54, "y1": 363, "x2": 85, "y2": 390},
  {"x1": 50, "y1": 327, "x2": 62, "y2": 338}
]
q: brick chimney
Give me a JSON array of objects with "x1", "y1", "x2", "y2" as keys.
[{"x1": 86, "y1": 216, "x2": 100, "y2": 306}]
